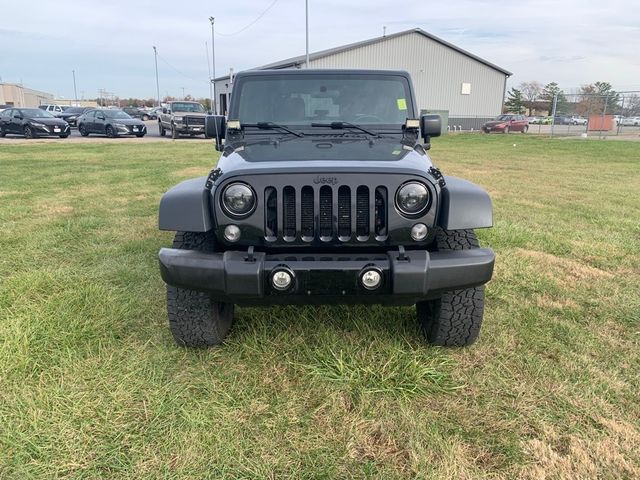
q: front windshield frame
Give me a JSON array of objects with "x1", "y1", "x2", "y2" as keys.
[
  {"x1": 496, "y1": 115, "x2": 514, "y2": 121},
  {"x1": 230, "y1": 72, "x2": 416, "y2": 133},
  {"x1": 171, "y1": 102, "x2": 206, "y2": 113},
  {"x1": 21, "y1": 108, "x2": 55, "y2": 118}
]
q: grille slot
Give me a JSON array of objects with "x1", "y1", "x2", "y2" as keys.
[
  {"x1": 301, "y1": 186, "x2": 314, "y2": 238},
  {"x1": 265, "y1": 187, "x2": 277, "y2": 238},
  {"x1": 283, "y1": 186, "x2": 296, "y2": 238},
  {"x1": 338, "y1": 186, "x2": 351, "y2": 238},
  {"x1": 319, "y1": 186, "x2": 333, "y2": 238},
  {"x1": 375, "y1": 187, "x2": 387, "y2": 237},
  {"x1": 356, "y1": 186, "x2": 370, "y2": 238}
]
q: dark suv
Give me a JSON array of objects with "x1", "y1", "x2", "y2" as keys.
[{"x1": 158, "y1": 70, "x2": 495, "y2": 348}]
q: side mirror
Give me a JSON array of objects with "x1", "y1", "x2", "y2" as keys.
[
  {"x1": 420, "y1": 114, "x2": 442, "y2": 140},
  {"x1": 205, "y1": 115, "x2": 226, "y2": 150},
  {"x1": 162, "y1": 108, "x2": 167, "y2": 114},
  {"x1": 97, "y1": 114, "x2": 105, "y2": 120}
]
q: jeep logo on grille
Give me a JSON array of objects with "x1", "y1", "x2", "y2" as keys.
[{"x1": 313, "y1": 176, "x2": 339, "y2": 185}]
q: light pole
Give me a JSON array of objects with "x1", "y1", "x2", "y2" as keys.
[
  {"x1": 209, "y1": 17, "x2": 217, "y2": 114},
  {"x1": 206, "y1": 41, "x2": 214, "y2": 112},
  {"x1": 153, "y1": 46, "x2": 160, "y2": 107},
  {"x1": 72, "y1": 70, "x2": 78, "y2": 105},
  {"x1": 305, "y1": 0, "x2": 310, "y2": 68}
]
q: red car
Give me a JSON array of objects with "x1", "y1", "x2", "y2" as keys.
[{"x1": 482, "y1": 114, "x2": 529, "y2": 134}]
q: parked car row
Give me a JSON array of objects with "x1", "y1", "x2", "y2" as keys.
[{"x1": 0, "y1": 107, "x2": 147, "y2": 139}]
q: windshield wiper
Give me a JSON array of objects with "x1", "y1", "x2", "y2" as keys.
[
  {"x1": 310, "y1": 121, "x2": 380, "y2": 138},
  {"x1": 244, "y1": 122, "x2": 304, "y2": 137}
]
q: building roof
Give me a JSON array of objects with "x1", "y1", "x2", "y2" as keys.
[{"x1": 215, "y1": 28, "x2": 512, "y2": 81}]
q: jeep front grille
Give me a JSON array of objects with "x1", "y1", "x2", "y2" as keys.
[{"x1": 264, "y1": 184, "x2": 388, "y2": 242}]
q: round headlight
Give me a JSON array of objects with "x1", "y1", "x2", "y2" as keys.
[
  {"x1": 396, "y1": 182, "x2": 429, "y2": 216},
  {"x1": 222, "y1": 183, "x2": 256, "y2": 216}
]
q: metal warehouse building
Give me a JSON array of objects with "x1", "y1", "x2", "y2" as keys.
[{"x1": 214, "y1": 28, "x2": 511, "y2": 126}]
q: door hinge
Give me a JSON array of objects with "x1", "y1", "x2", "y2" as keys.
[{"x1": 428, "y1": 166, "x2": 446, "y2": 188}]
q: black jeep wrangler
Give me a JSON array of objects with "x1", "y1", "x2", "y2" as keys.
[{"x1": 158, "y1": 69, "x2": 495, "y2": 347}]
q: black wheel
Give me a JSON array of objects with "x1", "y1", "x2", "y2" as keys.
[
  {"x1": 171, "y1": 124, "x2": 179, "y2": 139},
  {"x1": 522, "y1": 125, "x2": 528, "y2": 133},
  {"x1": 504, "y1": 126, "x2": 510, "y2": 134},
  {"x1": 416, "y1": 229, "x2": 486, "y2": 346},
  {"x1": 0, "y1": 126, "x2": 5, "y2": 137},
  {"x1": 105, "y1": 125, "x2": 116, "y2": 138},
  {"x1": 79, "y1": 124, "x2": 89, "y2": 136},
  {"x1": 159, "y1": 122, "x2": 166, "y2": 136},
  {"x1": 142, "y1": 114, "x2": 149, "y2": 121},
  {"x1": 166, "y1": 231, "x2": 234, "y2": 347},
  {"x1": 23, "y1": 125, "x2": 35, "y2": 139}
]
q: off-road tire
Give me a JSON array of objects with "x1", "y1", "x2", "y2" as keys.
[
  {"x1": 106, "y1": 125, "x2": 116, "y2": 138},
  {"x1": 159, "y1": 122, "x2": 166, "y2": 136},
  {"x1": 79, "y1": 124, "x2": 89, "y2": 136},
  {"x1": 166, "y1": 231, "x2": 234, "y2": 347},
  {"x1": 416, "y1": 229, "x2": 486, "y2": 346}
]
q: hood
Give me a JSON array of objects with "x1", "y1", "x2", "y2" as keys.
[
  {"x1": 111, "y1": 118, "x2": 145, "y2": 126},
  {"x1": 483, "y1": 120, "x2": 506, "y2": 127},
  {"x1": 28, "y1": 117, "x2": 68, "y2": 126},
  {"x1": 216, "y1": 136, "x2": 434, "y2": 180}
]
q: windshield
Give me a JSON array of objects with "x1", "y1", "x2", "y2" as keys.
[
  {"x1": 21, "y1": 109, "x2": 54, "y2": 118},
  {"x1": 104, "y1": 110, "x2": 132, "y2": 119},
  {"x1": 171, "y1": 102, "x2": 205, "y2": 113},
  {"x1": 496, "y1": 115, "x2": 514, "y2": 121},
  {"x1": 232, "y1": 73, "x2": 414, "y2": 128},
  {"x1": 65, "y1": 107, "x2": 86, "y2": 114}
]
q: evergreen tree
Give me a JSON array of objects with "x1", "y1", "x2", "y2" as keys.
[{"x1": 505, "y1": 88, "x2": 525, "y2": 114}]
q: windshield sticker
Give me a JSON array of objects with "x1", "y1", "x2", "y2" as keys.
[
  {"x1": 397, "y1": 98, "x2": 407, "y2": 110},
  {"x1": 392, "y1": 149, "x2": 402, "y2": 155}
]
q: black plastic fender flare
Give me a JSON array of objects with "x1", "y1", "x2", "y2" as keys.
[
  {"x1": 159, "y1": 176, "x2": 213, "y2": 232},
  {"x1": 438, "y1": 176, "x2": 493, "y2": 230}
]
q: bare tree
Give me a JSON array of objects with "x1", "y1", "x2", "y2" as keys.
[{"x1": 519, "y1": 81, "x2": 542, "y2": 115}]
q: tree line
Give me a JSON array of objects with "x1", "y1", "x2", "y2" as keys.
[{"x1": 504, "y1": 82, "x2": 639, "y2": 117}]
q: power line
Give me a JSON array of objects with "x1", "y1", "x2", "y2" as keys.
[
  {"x1": 216, "y1": 0, "x2": 279, "y2": 36},
  {"x1": 156, "y1": 51, "x2": 207, "y2": 84}
]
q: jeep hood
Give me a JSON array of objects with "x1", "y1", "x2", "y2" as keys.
[{"x1": 216, "y1": 137, "x2": 434, "y2": 179}]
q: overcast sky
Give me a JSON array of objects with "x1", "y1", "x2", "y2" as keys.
[{"x1": 1, "y1": 0, "x2": 639, "y2": 100}]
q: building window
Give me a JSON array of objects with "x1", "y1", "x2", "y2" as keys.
[{"x1": 461, "y1": 83, "x2": 471, "y2": 95}]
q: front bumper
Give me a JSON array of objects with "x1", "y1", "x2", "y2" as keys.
[
  {"x1": 175, "y1": 123, "x2": 206, "y2": 134},
  {"x1": 158, "y1": 248, "x2": 495, "y2": 306}
]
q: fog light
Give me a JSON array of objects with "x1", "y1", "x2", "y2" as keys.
[
  {"x1": 272, "y1": 270, "x2": 293, "y2": 291},
  {"x1": 411, "y1": 223, "x2": 428, "y2": 241},
  {"x1": 361, "y1": 269, "x2": 382, "y2": 290},
  {"x1": 224, "y1": 225, "x2": 241, "y2": 242}
]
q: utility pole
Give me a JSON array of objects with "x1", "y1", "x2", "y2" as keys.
[
  {"x1": 305, "y1": 0, "x2": 310, "y2": 68},
  {"x1": 209, "y1": 17, "x2": 217, "y2": 114},
  {"x1": 182, "y1": 87, "x2": 186, "y2": 99},
  {"x1": 153, "y1": 46, "x2": 160, "y2": 107},
  {"x1": 72, "y1": 70, "x2": 78, "y2": 105},
  {"x1": 383, "y1": 25, "x2": 386, "y2": 37},
  {"x1": 206, "y1": 41, "x2": 214, "y2": 112}
]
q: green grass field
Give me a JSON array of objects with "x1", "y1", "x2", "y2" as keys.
[{"x1": 1, "y1": 135, "x2": 638, "y2": 478}]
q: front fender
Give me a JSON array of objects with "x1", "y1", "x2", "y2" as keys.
[
  {"x1": 159, "y1": 176, "x2": 213, "y2": 232},
  {"x1": 438, "y1": 176, "x2": 493, "y2": 230}
]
